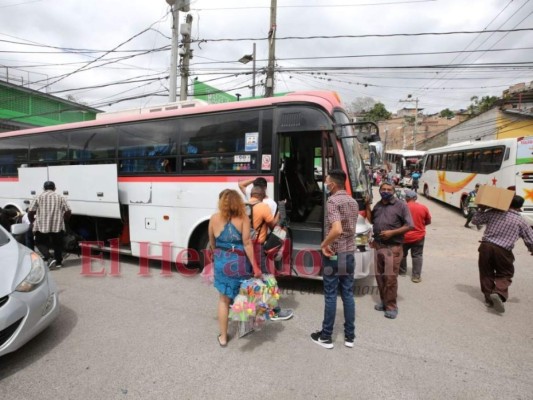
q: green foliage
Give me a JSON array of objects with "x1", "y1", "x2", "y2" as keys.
[
  {"x1": 364, "y1": 102, "x2": 391, "y2": 122},
  {"x1": 467, "y1": 95, "x2": 499, "y2": 117},
  {"x1": 439, "y1": 108, "x2": 455, "y2": 118}
]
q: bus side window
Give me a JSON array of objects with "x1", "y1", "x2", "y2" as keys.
[
  {"x1": 464, "y1": 151, "x2": 473, "y2": 172},
  {"x1": 457, "y1": 152, "x2": 465, "y2": 171}
]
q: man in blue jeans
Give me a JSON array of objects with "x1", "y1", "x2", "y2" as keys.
[{"x1": 311, "y1": 169, "x2": 358, "y2": 349}]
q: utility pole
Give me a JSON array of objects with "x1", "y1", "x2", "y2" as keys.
[
  {"x1": 165, "y1": 0, "x2": 190, "y2": 102},
  {"x1": 399, "y1": 95, "x2": 419, "y2": 150},
  {"x1": 179, "y1": 14, "x2": 193, "y2": 101},
  {"x1": 265, "y1": 0, "x2": 277, "y2": 97},
  {"x1": 252, "y1": 42, "x2": 256, "y2": 98},
  {"x1": 166, "y1": 0, "x2": 179, "y2": 102}
]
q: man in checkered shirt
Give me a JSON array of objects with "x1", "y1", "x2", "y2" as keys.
[
  {"x1": 29, "y1": 181, "x2": 71, "y2": 270},
  {"x1": 472, "y1": 195, "x2": 533, "y2": 313},
  {"x1": 311, "y1": 169, "x2": 358, "y2": 349}
]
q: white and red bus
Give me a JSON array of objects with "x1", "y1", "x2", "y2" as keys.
[
  {"x1": 421, "y1": 137, "x2": 533, "y2": 225},
  {"x1": 384, "y1": 149, "x2": 426, "y2": 182},
  {"x1": 0, "y1": 91, "x2": 380, "y2": 278}
]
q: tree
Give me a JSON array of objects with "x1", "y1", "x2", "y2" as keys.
[
  {"x1": 467, "y1": 95, "x2": 499, "y2": 116},
  {"x1": 439, "y1": 108, "x2": 455, "y2": 119},
  {"x1": 348, "y1": 96, "x2": 376, "y2": 114},
  {"x1": 365, "y1": 102, "x2": 391, "y2": 122}
]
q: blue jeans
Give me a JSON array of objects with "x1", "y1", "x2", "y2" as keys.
[{"x1": 321, "y1": 252, "x2": 355, "y2": 340}]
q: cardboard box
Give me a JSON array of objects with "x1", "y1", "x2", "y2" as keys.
[{"x1": 475, "y1": 185, "x2": 514, "y2": 211}]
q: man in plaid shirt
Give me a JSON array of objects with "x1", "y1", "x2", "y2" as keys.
[
  {"x1": 472, "y1": 195, "x2": 533, "y2": 313},
  {"x1": 29, "y1": 181, "x2": 71, "y2": 270},
  {"x1": 311, "y1": 169, "x2": 358, "y2": 349}
]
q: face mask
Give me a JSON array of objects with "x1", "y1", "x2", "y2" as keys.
[
  {"x1": 380, "y1": 191, "x2": 394, "y2": 201},
  {"x1": 325, "y1": 183, "x2": 332, "y2": 194}
]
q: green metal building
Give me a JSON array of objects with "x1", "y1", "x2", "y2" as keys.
[{"x1": 0, "y1": 80, "x2": 100, "y2": 133}]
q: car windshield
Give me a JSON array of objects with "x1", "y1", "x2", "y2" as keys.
[{"x1": 0, "y1": 228, "x2": 10, "y2": 247}]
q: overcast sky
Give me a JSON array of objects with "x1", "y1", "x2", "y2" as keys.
[{"x1": 1, "y1": 0, "x2": 532, "y2": 114}]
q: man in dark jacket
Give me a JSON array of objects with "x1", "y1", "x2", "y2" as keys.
[{"x1": 369, "y1": 182, "x2": 414, "y2": 319}]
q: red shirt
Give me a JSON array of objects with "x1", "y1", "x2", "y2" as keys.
[{"x1": 404, "y1": 201, "x2": 431, "y2": 244}]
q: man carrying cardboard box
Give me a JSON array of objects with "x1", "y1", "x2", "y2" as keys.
[{"x1": 472, "y1": 195, "x2": 533, "y2": 313}]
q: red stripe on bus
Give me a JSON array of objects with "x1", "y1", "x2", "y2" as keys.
[
  {"x1": 117, "y1": 175, "x2": 274, "y2": 183},
  {"x1": 0, "y1": 176, "x2": 274, "y2": 183}
]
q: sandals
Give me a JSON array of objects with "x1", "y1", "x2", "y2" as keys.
[{"x1": 217, "y1": 334, "x2": 228, "y2": 347}]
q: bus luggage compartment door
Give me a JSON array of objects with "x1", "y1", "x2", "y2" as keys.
[{"x1": 48, "y1": 164, "x2": 121, "y2": 218}]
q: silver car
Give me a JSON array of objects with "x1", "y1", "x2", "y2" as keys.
[{"x1": 0, "y1": 223, "x2": 59, "y2": 357}]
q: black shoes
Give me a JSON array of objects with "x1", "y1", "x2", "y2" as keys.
[{"x1": 310, "y1": 331, "x2": 334, "y2": 349}]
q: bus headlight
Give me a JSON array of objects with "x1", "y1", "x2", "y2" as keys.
[{"x1": 16, "y1": 253, "x2": 46, "y2": 293}]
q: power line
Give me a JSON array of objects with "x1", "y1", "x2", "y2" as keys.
[
  {"x1": 193, "y1": 28, "x2": 533, "y2": 43},
  {"x1": 35, "y1": 15, "x2": 170, "y2": 91},
  {"x1": 195, "y1": 0, "x2": 437, "y2": 10},
  {"x1": 416, "y1": 0, "x2": 532, "y2": 94}
]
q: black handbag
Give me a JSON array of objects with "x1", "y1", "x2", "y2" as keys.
[{"x1": 263, "y1": 226, "x2": 287, "y2": 256}]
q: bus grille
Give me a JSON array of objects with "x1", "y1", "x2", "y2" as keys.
[
  {"x1": 521, "y1": 171, "x2": 533, "y2": 183},
  {"x1": 0, "y1": 295, "x2": 7, "y2": 308},
  {"x1": 0, "y1": 317, "x2": 23, "y2": 347},
  {"x1": 280, "y1": 112, "x2": 302, "y2": 128}
]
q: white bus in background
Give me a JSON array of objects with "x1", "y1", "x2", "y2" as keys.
[
  {"x1": 421, "y1": 137, "x2": 533, "y2": 226},
  {"x1": 383, "y1": 149, "x2": 426, "y2": 183},
  {"x1": 0, "y1": 91, "x2": 379, "y2": 279}
]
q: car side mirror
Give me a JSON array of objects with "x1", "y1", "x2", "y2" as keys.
[{"x1": 11, "y1": 223, "x2": 30, "y2": 236}]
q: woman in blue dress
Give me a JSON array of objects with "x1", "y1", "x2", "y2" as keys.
[{"x1": 208, "y1": 189, "x2": 260, "y2": 346}]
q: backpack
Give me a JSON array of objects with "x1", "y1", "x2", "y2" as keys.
[
  {"x1": 246, "y1": 201, "x2": 287, "y2": 259},
  {"x1": 245, "y1": 202, "x2": 265, "y2": 242}
]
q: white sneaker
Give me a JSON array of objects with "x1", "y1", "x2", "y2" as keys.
[{"x1": 48, "y1": 260, "x2": 57, "y2": 270}]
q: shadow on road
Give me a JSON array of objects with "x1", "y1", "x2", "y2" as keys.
[
  {"x1": 0, "y1": 304, "x2": 78, "y2": 381},
  {"x1": 455, "y1": 283, "x2": 482, "y2": 301}
]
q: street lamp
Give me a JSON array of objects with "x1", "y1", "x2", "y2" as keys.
[{"x1": 239, "y1": 43, "x2": 256, "y2": 98}]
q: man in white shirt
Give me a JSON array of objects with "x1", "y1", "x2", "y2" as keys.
[{"x1": 238, "y1": 177, "x2": 277, "y2": 215}]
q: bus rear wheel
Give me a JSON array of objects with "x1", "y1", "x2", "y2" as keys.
[{"x1": 191, "y1": 229, "x2": 210, "y2": 271}]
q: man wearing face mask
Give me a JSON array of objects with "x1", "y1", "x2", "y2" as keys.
[{"x1": 369, "y1": 182, "x2": 414, "y2": 319}]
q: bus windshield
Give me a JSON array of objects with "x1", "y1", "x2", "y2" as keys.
[{"x1": 334, "y1": 111, "x2": 371, "y2": 201}]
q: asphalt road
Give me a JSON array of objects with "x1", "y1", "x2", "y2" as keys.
[{"x1": 1, "y1": 192, "x2": 532, "y2": 400}]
